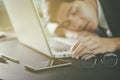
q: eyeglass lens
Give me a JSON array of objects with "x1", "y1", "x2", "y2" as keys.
[
  {"x1": 81, "y1": 53, "x2": 97, "y2": 68},
  {"x1": 101, "y1": 53, "x2": 118, "y2": 67}
]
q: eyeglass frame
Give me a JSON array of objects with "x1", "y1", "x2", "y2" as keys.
[{"x1": 80, "y1": 52, "x2": 119, "y2": 68}]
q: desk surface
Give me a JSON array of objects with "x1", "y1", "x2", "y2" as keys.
[{"x1": 0, "y1": 39, "x2": 120, "y2": 80}]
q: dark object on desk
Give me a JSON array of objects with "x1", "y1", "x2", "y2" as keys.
[
  {"x1": 0, "y1": 32, "x2": 6, "y2": 38},
  {"x1": 0, "y1": 55, "x2": 7, "y2": 63}
]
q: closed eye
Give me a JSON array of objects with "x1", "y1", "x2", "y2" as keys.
[{"x1": 67, "y1": 6, "x2": 78, "y2": 17}]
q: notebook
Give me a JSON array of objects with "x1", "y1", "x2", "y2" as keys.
[{"x1": 3, "y1": 0, "x2": 72, "y2": 71}]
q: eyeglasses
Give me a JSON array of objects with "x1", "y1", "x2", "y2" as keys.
[{"x1": 80, "y1": 53, "x2": 118, "y2": 68}]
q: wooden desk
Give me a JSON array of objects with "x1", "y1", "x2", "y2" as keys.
[{"x1": 0, "y1": 39, "x2": 120, "y2": 80}]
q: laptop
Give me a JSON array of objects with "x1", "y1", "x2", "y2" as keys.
[{"x1": 3, "y1": 0, "x2": 72, "y2": 71}]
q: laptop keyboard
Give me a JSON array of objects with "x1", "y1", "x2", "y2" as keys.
[{"x1": 49, "y1": 40, "x2": 71, "y2": 52}]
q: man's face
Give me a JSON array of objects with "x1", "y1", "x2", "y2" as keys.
[{"x1": 56, "y1": 1, "x2": 98, "y2": 32}]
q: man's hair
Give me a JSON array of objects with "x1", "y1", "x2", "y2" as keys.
[{"x1": 48, "y1": 0, "x2": 74, "y2": 22}]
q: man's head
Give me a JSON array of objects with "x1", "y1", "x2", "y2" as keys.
[
  {"x1": 48, "y1": 0, "x2": 73, "y2": 22},
  {"x1": 48, "y1": 0, "x2": 98, "y2": 32}
]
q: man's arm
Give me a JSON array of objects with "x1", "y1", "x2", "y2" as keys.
[{"x1": 70, "y1": 36, "x2": 120, "y2": 59}]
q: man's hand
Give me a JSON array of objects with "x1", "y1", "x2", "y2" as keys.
[{"x1": 70, "y1": 35, "x2": 118, "y2": 59}]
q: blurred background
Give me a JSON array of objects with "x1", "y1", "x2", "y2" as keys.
[
  {"x1": 0, "y1": 0, "x2": 13, "y2": 32},
  {"x1": 0, "y1": 0, "x2": 48, "y2": 32},
  {"x1": 0, "y1": 0, "x2": 55, "y2": 37}
]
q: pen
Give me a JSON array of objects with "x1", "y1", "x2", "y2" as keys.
[
  {"x1": 1, "y1": 55, "x2": 20, "y2": 64},
  {"x1": 24, "y1": 65, "x2": 36, "y2": 72}
]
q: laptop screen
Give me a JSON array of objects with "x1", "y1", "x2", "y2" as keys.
[
  {"x1": 3, "y1": 0, "x2": 72, "y2": 71},
  {"x1": 3, "y1": 0, "x2": 53, "y2": 57}
]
